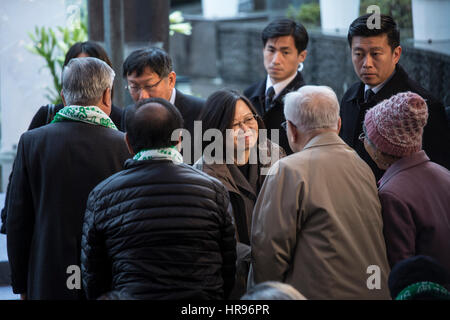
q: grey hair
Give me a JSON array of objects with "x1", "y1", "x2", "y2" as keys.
[
  {"x1": 241, "y1": 281, "x2": 307, "y2": 300},
  {"x1": 61, "y1": 57, "x2": 115, "y2": 106},
  {"x1": 284, "y1": 85, "x2": 340, "y2": 131}
]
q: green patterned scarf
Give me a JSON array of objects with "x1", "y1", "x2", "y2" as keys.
[
  {"x1": 52, "y1": 105, "x2": 117, "y2": 130},
  {"x1": 133, "y1": 146, "x2": 183, "y2": 164},
  {"x1": 396, "y1": 281, "x2": 450, "y2": 300}
]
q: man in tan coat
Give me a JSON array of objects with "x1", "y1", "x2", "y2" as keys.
[{"x1": 249, "y1": 85, "x2": 391, "y2": 299}]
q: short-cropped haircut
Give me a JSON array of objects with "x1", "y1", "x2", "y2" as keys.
[
  {"x1": 262, "y1": 18, "x2": 309, "y2": 53},
  {"x1": 122, "y1": 47, "x2": 172, "y2": 78},
  {"x1": 347, "y1": 14, "x2": 400, "y2": 51},
  {"x1": 62, "y1": 57, "x2": 115, "y2": 106},
  {"x1": 125, "y1": 98, "x2": 184, "y2": 153},
  {"x1": 284, "y1": 85, "x2": 340, "y2": 131}
]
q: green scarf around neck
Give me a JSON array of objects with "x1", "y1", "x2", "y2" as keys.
[
  {"x1": 52, "y1": 105, "x2": 117, "y2": 130},
  {"x1": 133, "y1": 146, "x2": 183, "y2": 164}
]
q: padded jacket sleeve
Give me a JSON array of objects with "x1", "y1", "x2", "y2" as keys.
[
  {"x1": 217, "y1": 182, "x2": 237, "y2": 299},
  {"x1": 81, "y1": 189, "x2": 112, "y2": 300}
]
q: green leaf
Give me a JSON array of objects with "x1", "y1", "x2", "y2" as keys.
[
  {"x1": 25, "y1": 45, "x2": 39, "y2": 54},
  {"x1": 63, "y1": 28, "x2": 69, "y2": 43},
  {"x1": 28, "y1": 20, "x2": 88, "y2": 103},
  {"x1": 28, "y1": 31, "x2": 37, "y2": 42}
]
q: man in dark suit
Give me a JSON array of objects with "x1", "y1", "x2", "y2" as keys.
[
  {"x1": 340, "y1": 14, "x2": 450, "y2": 180},
  {"x1": 6, "y1": 57, "x2": 130, "y2": 300},
  {"x1": 121, "y1": 47, "x2": 205, "y2": 164},
  {"x1": 244, "y1": 19, "x2": 308, "y2": 154}
]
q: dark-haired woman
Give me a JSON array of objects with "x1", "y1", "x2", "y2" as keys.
[
  {"x1": 27, "y1": 41, "x2": 123, "y2": 131},
  {"x1": 194, "y1": 89, "x2": 285, "y2": 298}
]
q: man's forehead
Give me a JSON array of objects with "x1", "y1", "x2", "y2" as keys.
[
  {"x1": 351, "y1": 34, "x2": 390, "y2": 48},
  {"x1": 127, "y1": 66, "x2": 158, "y2": 80},
  {"x1": 265, "y1": 35, "x2": 296, "y2": 49}
]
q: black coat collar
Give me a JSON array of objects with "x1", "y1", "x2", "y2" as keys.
[{"x1": 345, "y1": 64, "x2": 408, "y2": 103}]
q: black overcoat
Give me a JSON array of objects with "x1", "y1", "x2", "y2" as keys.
[
  {"x1": 340, "y1": 64, "x2": 450, "y2": 181},
  {"x1": 6, "y1": 121, "x2": 130, "y2": 299}
]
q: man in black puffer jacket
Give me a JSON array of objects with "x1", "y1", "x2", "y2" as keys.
[{"x1": 81, "y1": 98, "x2": 236, "y2": 300}]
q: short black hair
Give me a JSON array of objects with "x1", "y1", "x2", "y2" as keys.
[
  {"x1": 125, "y1": 98, "x2": 184, "y2": 153},
  {"x1": 348, "y1": 14, "x2": 400, "y2": 51},
  {"x1": 262, "y1": 19, "x2": 309, "y2": 53},
  {"x1": 64, "y1": 41, "x2": 112, "y2": 67},
  {"x1": 199, "y1": 89, "x2": 264, "y2": 156},
  {"x1": 122, "y1": 47, "x2": 173, "y2": 78}
]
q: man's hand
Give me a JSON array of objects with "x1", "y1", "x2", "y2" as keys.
[{"x1": 20, "y1": 293, "x2": 26, "y2": 300}]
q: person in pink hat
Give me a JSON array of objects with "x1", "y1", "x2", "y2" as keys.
[{"x1": 362, "y1": 91, "x2": 450, "y2": 271}]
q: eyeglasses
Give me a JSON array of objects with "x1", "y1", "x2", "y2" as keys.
[
  {"x1": 281, "y1": 120, "x2": 296, "y2": 131},
  {"x1": 232, "y1": 114, "x2": 258, "y2": 129},
  {"x1": 126, "y1": 78, "x2": 164, "y2": 94},
  {"x1": 358, "y1": 132, "x2": 366, "y2": 142}
]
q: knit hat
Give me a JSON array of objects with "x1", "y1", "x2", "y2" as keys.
[
  {"x1": 364, "y1": 91, "x2": 428, "y2": 157},
  {"x1": 388, "y1": 255, "x2": 450, "y2": 300}
]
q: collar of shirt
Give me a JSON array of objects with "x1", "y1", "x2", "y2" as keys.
[
  {"x1": 169, "y1": 88, "x2": 176, "y2": 105},
  {"x1": 266, "y1": 72, "x2": 298, "y2": 97},
  {"x1": 364, "y1": 69, "x2": 396, "y2": 94}
]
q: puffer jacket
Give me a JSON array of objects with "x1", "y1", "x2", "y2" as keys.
[{"x1": 81, "y1": 158, "x2": 237, "y2": 300}]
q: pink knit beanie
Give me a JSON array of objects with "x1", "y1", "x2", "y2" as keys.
[{"x1": 364, "y1": 91, "x2": 428, "y2": 157}]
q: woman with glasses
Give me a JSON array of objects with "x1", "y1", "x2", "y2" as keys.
[
  {"x1": 194, "y1": 89, "x2": 285, "y2": 298},
  {"x1": 27, "y1": 41, "x2": 123, "y2": 131}
]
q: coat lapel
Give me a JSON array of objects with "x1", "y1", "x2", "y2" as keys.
[
  {"x1": 343, "y1": 82, "x2": 365, "y2": 144},
  {"x1": 227, "y1": 164, "x2": 257, "y2": 201}
]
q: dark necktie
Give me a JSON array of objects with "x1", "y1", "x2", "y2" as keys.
[
  {"x1": 265, "y1": 86, "x2": 275, "y2": 113},
  {"x1": 364, "y1": 89, "x2": 375, "y2": 103}
]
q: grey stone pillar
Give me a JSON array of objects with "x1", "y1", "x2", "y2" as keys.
[
  {"x1": 123, "y1": 0, "x2": 169, "y2": 52},
  {"x1": 103, "y1": 0, "x2": 125, "y2": 109}
]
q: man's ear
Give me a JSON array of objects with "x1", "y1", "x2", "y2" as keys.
[
  {"x1": 167, "y1": 71, "x2": 176, "y2": 90},
  {"x1": 297, "y1": 49, "x2": 307, "y2": 63},
  {"x1": 393, "y1": 45, "x2": 402, "y2": 64},
  {"x1": 124, "y1": 133, "x2": 135, "y2": 156},
  {"x1": 288, "y1": 121, "x2": 298, "y2": 144},
  {"x1": 61, "y1": 91, "x2": 67, "y2": 106},
  {"x1": 337, "y1": 117, "x2": 342, "y2": 135},
  {"x1": 176, "y1": 130, "x2": 182, "y2": 152},
  {"x1": 103, "y1": 87, "x2": 112, "y2": 108}
]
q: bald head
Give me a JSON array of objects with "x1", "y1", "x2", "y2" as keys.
[
  {"x1": 135, "y1": 102, "x2": 171, "y2": 125},
  {"x1": 125, "y1": 98, "x2": 184, "y2": 154}
]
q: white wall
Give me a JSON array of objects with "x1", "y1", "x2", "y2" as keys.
[{"x1": 0, "y1": 0, "x2": 66, "y2": 191}]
